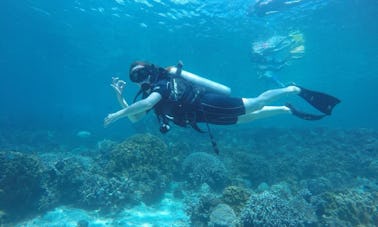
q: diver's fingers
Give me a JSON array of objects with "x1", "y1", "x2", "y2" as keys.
[
  {"x1": 117, "y1": 81, "x2": 126, "y2": 91},
  {"x1": 118, "y1": 80, "x2": 126, "y2": 87},
  {"x1": 104, "y1": 114, "x2": 114, "y2": 128},
  {"x1": 110, "y1": 84, "x2": 122, "y2": 95},
  {"x1": 112, "y1": 77, "x2": 120, "y2": 84}
]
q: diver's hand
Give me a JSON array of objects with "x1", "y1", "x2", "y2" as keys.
[
  {"x1": 111, "y1": 77, "x2": 126, "y2": 96},
  {"x1": 104, "y1": 113, "x2": 119, "y2": 127}
]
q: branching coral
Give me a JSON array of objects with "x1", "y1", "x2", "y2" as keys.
[{"x1": 240, "y1": 190, "x2": 316, "y2": 226}]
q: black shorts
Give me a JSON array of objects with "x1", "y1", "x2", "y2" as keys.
[{"x1": 196, "y1": 93, "x2": 246, "y2": 125}]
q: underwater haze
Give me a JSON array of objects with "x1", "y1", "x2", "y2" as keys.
[
  {"x1": 1, "y1": 0, "x2": 377, "y2": 133},
  {"x1": 1, "y1": 0, "x2": 378, "y2": 226}
]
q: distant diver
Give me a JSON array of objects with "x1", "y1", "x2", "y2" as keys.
[
  {"x1": 251, "y1": 31, "x2": 305, "y2": 86},
  {"x1": 104, "y1": 61, "x2": 340, "y2": 153}
]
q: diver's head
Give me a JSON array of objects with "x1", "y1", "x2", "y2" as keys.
[
  {"x1": 129, "y1": 61, "x2": 157, "y2": 91},
  {"x1": 129, "y1": 61, "x2": 153, "y2": 83}
]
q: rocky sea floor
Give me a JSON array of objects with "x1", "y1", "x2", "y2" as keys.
[{"x1": 1, "y1": 126, "x2": 377, "y2": 226}]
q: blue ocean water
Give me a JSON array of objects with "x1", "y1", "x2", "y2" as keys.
[
  {"x1": 1, "y1": 0, "x2": 377, "y2": 134},
  {"x1": 0, "y1": 0, "x2": 378, "y2": 226}
]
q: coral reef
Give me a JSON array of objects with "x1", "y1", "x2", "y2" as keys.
[
  {"x1": 300, "y1": 177, "x2": 333, "y2": 196},
  {"x1": 166, "y1": 140, "x2": 194, "y2": 181},
  {"x1": 221, "y1": 185, "x2": 251, "y2": 215},
  {"x1": 52, "y1": 157, "x2": 132, "y2": 211},
  {"x1": 52, "y1": 157, "x2": 89, "y2": 204},
  {"x1": 182, "y1": 152, "x2": 229, "y2": 191},
  {"x1": 223, "y1": 145, "x2": 275, "y2": 187},
  {"x1": 208, "y1": 203, "x2": 238, "y2": 227},
  {"x1": 318, "y1": 189, "x2": 378, "y2": 226},
  {"x1": 240, "y1": 188, "x2": 316, "y2": 226},
  {"x1": 0, "y1": 151, "x2": 50, "y2": 221},
  {"x1": 0, "y1": 134, "x2": 174, "y2": 223},
  {"x1": 78, "y1": 175, "x2": 132, "y2": 210},
  {"x1": 223, "y1": 127, "x2": 378, "y2": 189},
  {"x1": 105, "y1": 133, "x2": 175, "y2": 203},
  {"x1": 185, "y1": 191, "x2": 221, "y2": 227},
  {"x1": 1, "y1": 127, "x2": 378, "y2": 226}
]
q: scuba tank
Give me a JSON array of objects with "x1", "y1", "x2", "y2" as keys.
[{"x1": 167, "y1": 66, "x2": 231, "y2": 96}]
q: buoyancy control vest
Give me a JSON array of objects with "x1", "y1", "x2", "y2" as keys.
[
  {"x1": 156, "y1": 62, "x2": 225, "y2": 154},
  {"x1": 155, "y1": 63, "x2": 204, "y2": 133}
]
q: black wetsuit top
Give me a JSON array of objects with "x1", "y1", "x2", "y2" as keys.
[{"x1": 150, "y1": 77, "x2": 246, "y2": 127}]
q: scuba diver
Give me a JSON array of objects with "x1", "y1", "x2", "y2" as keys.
[
  {"x1": 104, "y1": 61, "x2": 340, "y2": 153},
  {"x1": 251, "y1": 31, "x2": 305, "y2": 87},
  {"x1": 251, "y1": 32, "x2": 305, "y2": 69}
]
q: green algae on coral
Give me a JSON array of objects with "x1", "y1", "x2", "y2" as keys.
[
  {"x1": 221, "y1": 185, "x2": 251, "y2": 215},
  {"x1": 321, "y1": 189, "x2": 378, "y2": 226}
]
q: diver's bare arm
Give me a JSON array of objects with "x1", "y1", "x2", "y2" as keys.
[
  {"x1": 111, "y1": 77, "x2": 146, "y2": 122},
  {"x1": 104, "y1": 92, "x2": 162, "y2": 127}
]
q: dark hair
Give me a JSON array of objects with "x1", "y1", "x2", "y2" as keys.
[{"x1": 129, "y1": 61, "x2": 155, "y2": 83}]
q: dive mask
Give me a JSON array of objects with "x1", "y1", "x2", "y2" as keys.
[{"x1": 130, "y1": 66, "x2": 151, "y2": 83}]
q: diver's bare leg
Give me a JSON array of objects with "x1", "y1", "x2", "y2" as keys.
[
  {"x1": 237, "y1": 106, "x2": 291, "y2": 124},
  {"x1": 242, "y1": 85, "x2": 300, "y2": 113}
]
